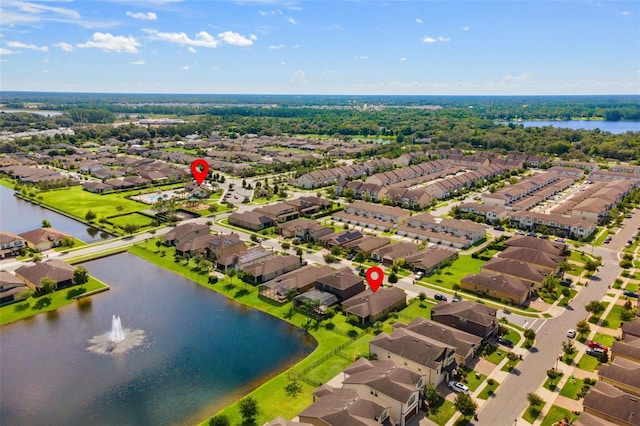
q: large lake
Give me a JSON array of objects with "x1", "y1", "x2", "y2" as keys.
[
  {"x1": 0, "y1": 184, "x2": 108, "y2": 242},
  {"x1": 500, "y1": 120, "x2": 640, "y2": 134},
  {"x1": 0, "y1": 253, "x2": 316, "y2": 426}
]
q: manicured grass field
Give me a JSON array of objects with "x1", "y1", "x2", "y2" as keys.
[
  {"x1": 0, "y1": 277, "x2": 107, "y2": 325},
  {"x1": 576, "y1": 354, "x2": 600, "y2": 372},
  {"x1": 423, "y1": 255, "x2": 485, "y2": 290},
  {"x1": 109, "y1": 212, "x2": 155, "y2": 228},
  {"x1": 541, "y1": 406, "x2": 578, "y2": 426},
  {"x1": 523, "y1": 403, "x2": 545, "y2": 424},
  {"x1": 559, "y1": 377, "x2": 584, "y2": 399},
  {"x1": 464, "y1": 371, "x2": 486, "y2": 391},
  {"x1": 477, "y1": 379, "x2": 499, "y2": 399},
  {"x1": 602, "y1": 303, "x2": 626, "y2": 330},
  {"x1": 428, "y1": 399, "x2": 457, "y2": 426},
  {"x1": 36, "y1": 186, "x2": 148, "y2": 220}
]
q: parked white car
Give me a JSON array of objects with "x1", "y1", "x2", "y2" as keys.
[
  {"x1": 448, "y1": 381, "x2": 469, "y2": 394},
  {"x1": 566, "y1": 329, "x2": 576, "y2": 338}
]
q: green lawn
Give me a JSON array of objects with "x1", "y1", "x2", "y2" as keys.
[
  {"x1": 109, "y1": 212, "x2": 155, "y2": 228},
  {"x1": 576, "y1": 354, "x2": 600, "y2": 372},
  {"x1": 423, "y1": 255, "x2": 485, "y2": 290},
  {"x1": 603, "y1": 304, "x2": 626, "y2": 330},
  {"x1": 33, "y1": 186, "x2": 149, "y2": 220},
  {"x1": 543, "y1": 375, "x2": 563, "y2": 392},
  {"x1": 626, "y1": 282, "x2": 639, "y2": 292},
  {"x1": 541, "y1": 405, "x2": 579, "y2": 426},
  {"x1": 0, "y1": 277, "x2": 107, "y2": 325},
  {"x1": 484, "y1": 344, "x2": 507, "y2": 365},
  {"x1": 53, "y1": 238, "x2": 87, "y2": 251},
  {"x1": 559, "y1": 378, "x2": 584, "y2": 399},
  {"x1": 477, "y1": 380, "x2": 499, "y2": 399},
  {"x1": 523, "y1": 403, "x2": 545, "y2": 424},
  {"x1": 428, "y1": 399, "x2": 457, "y2": 426},
  {"x1": 464, "y1": 371, "x2": 486, "y2": 391}
]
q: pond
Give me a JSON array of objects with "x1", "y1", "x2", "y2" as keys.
[
  {"x1": 0, "y1": 184, "x2": 109, "y2": 242},
  {"x1": 0, "y1": 253, "x2": 316, "y2": 426}
]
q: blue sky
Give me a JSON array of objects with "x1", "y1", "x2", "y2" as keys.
[{"x1": 1, "y1": 0, "x2": 639, "y2": 95}]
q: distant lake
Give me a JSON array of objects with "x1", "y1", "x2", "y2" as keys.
[
  {"x1": 0, "y1": 253, "x2": 316, "y2": 426},
  {"x1": 499, "y1": 120, "x2": 640, "y2": 134},
  {"x1": 0, "y1": 109, "x2": 63, "y2": 116},
  {"x1": 0, "y1": 185, "x2": 107, "y2": 242}
]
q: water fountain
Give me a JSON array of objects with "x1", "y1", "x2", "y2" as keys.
[{"x1": 87, "y1": 315, "x2": 145, "y2": 355}]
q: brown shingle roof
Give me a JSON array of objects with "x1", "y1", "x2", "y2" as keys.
[
  {"x1": 14, "y1": 259, "x2": 75, "y2": 288},
  {"x1": 342, "y1": 359, "x2": 421, "y2": 402},
  {"x1": 431, "y1": 300, "x2": 497, "y2": 328},
  {"x1": 583, "y1": 381, "x2": 640, "y2": 425}
]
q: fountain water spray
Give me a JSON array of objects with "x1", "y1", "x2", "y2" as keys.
[
  {"x1": 87, "y1": 315, "x2": 145, "y2": 355},
  {"x1": 110, "y1": 315, "x2": 125, "y2": 343}
]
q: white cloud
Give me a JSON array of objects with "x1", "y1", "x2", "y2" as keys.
[
  {"x1": 423, "y1": 36, "x2": 450, "y2": 43},
  {"x1": 501, "y1": 72, "x2": 531, "y2": 82},
  {"x1": 621, "y1": 10, "x2": 631, "y2": 15},
  {"x1": 77, "y1": 32, "x2": 140, "y2": 53},
  {"x1": 288, "y1": 17, "x2": 296, "y2": 24},
  {"x1": 400, "y1": 57, "x2": 406, "y2": 61},
  {"x1": 188, "y1": 46, "x2": 196, "y2": 53},
  {"x1": 181, "y1": 65, "x2": 189, "y2": 70},
  {"x1": 130, "y1": 59, "x2": 145, "y2": 65},
  {"x1": 42, "y1": 58, "x2": 48, "y2": 63},
  {"x1": 0, "y1": 48, "x2": 16, "y2": 55},
  {"x1": 145, "y1": 29, "x2": 220, "y2": 48},
  {"x1": 355, "y1": 55, "x2": 368, "y2": 60},
  {"x1": 259, "y1": 9, "x2": 282, "y2": 15},
  {"x1": 416, "y1": 18, "x2": 423, "y2": 24},
  {"x1": 462, "y1": 26, "x2": 470, "y2": 31},
  {"x1": 320, "y1": 70, "x2": 334, "y2": 75},
  {"x1": 53, "y1": 42, "x2": 74, "y2": 52},
  {"x1": 6, "y1": 40, "x2": 48, "y2": 51},
  {"x1": 126, "y1": 11, "x2": 157, "y2": 21},
  {"x1": 291, "y1": 70, "x2": 307, "y2": 84},
  {"x1": 1, "y1": 1, "x2": 116, "y2": 29},
  {"x1": 269, "y1": 44, "x2": 285, "y2": 49},
  {"x1": 218, "y1": 31, "x2": 254, "y2": 46}
]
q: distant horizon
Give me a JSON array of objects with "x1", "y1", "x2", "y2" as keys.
[{"x1": 1, "y1": 1, "x2": 638, "y2": 95}]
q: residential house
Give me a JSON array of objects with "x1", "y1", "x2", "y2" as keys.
[
  {"x1": 393, "y1": 317, "x2": 482, "y2": 366},
  {"x1": 0, "y1": 271, "x2": 28, "y2": 304},
  {"x1": 401, "y1": 213, "x2": 485, "y2": 245},
  {"x1": 163, "y1": 223, "x2": 210, "y2": 246},
  {"x1": 481, "y1": 257, "x2": 549, "y2": 288},
  {"x1": 277, "y1": 218, "x2": 333, "y2": 242},
  {"x1": 508, "y1": 211, "x2": 596, "y2": 239},
  {"x1": 622, "y1": 319, "x2": 640, "y2": 341},
  {"x1": 369, "y1": 327, "x2": 457, "y2": 386},
  {"x1": 0, "y1": 231, "x2": 26, "y2": 258},
  {"x1": 82, "y1": 181, "x2": 113, "y2": 194},
  {"x1": 342, "y1": 287, "x2": 407, "y2": 324},
  {"x1": 264, "y1": 418, "x2": 312, "y2": 426},
  {"x1": 341, "y1": 359, "x2": 423, "y2": 426},
  {"x1": 582, "y1": 382, "x2": 640, "y2": 426},
  {"x1": 15, "y1": 259, "x2": 75, "y2": 291},
  {"x1": 497, "y1": 246, "x2": 564, "y2": 274},
  {"x1": 205, "y1": 233, "x2": 246, "y2": 262},
  {"x1": 342, "y1": 236, "x2": 391, "y2": 256},
  {"x1": 314, "y1": 267, "x2": 365, "y2": 302},
  {"x1": 18, "y1": 227, "x2": 68, "y2": 251},
  {"x1": 431, "y1": 301, "x2": 498, "y2": 340},
  {"x1": 370, "y1": 242, "x2": 420, "y2": 265},
  {"x1": 258, "y1": 265, "x2": 334, "y2": 303},
  {"x1": 404, "y1": 246, "x2": 458, "y2": 276},
  {"x1": 599, "y1": 357, "x2": 640, "y2": 396},
  {"x1": 457, "y1": 203, "x2": 508, "y2": 224},
  {"x1": 240, "y1": 254, "x2": 301, "y2": 284},
  {"x1": 216, "y1": 246, "x2": 272, "y2": 271},
  {"x1": 317, "y1": 230, "x2": 363, "y2": 248},
  {"x1": 461, "y1": 272, "x2": 532, "y2": 306},
  {"x1": 504, "y1": 235, "x2": 568, "y2": 256},
  {"x1": 298, "y1": 386, "x2": 390, "y2": 425},
  {"x1": 228, "y1": 211, "x2": 275, "y2": 231}
]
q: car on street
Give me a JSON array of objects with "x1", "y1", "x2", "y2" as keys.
[
  {"x1": 566, "y1": 329, "x2": 576, "y2": 338},
  {"x1": 346, "y1": 253, "x2": 355, "y2": 260},
  {"x1": 434, "y1": 294, "x2": 448, "y2": 301},
  {"x1": 586, "y1": 347, "x2": 607, "y2": 357},
  {"x1": 604, "y1": 236, "x2": 611, "y2": 244},
  {"x1": 623, "y1": 291, "x2": 639, "y2": 298},
  {"x1": 527, "y1": 232, "x2": 537, "y2": 237},
  {"x1": 448, "y1": 381, "x2": 469, "y2": 394},
  {"x1": 497, "y1": 337, "x2": 514, "y2": 347},
  {"x1": 493, "y1": 225, "x2": 505, "y2": 231}
]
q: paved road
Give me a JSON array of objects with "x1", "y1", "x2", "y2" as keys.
[{"x1": 476, "y1": 225, "x2": 632, "y2": 425}]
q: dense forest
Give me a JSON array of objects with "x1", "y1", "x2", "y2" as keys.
[{"x1": 0, "y1": 93, "x2": 638, "y2": 162}]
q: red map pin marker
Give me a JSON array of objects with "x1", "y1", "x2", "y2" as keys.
[
  {"x1": 190, "y1": 159, "x2": 209, "y2": 185},
  {"x1": 366, "y1": 266, "x2": 384, "y2": 293}
]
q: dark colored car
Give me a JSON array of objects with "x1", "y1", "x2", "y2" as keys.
[
  {"x1": 497, "y1": 337, "x2": 514, "y2": 348},
  {"x1": 559, "y1": 279, "x2": 573, "y2": 287},
  {"x1": 434, "y1": 294, "x2": 448, "y2": 301},
  {"x1": 493, "y1": 226, "x2": 505, "y2": 231},
  {"x1": 586, "y1": 347, "x2": 607, "y2": 357},
  {"x1": 623, "y1": 291, "x2": 639, "y2": 298},
  {"x1": 527, "y1": 232, "x2": 537, "y2": 237}
]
